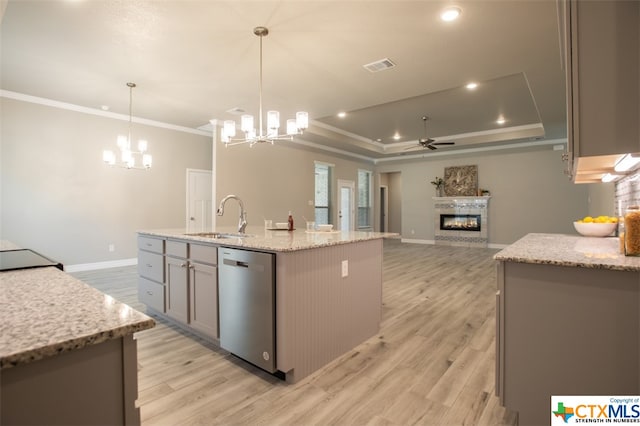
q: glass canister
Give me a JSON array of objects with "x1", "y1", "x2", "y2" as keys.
[
  {"x1": 624, "y1": 206, "x2": 640, "y2": 256},
  {"x1": 618, "y1": 215, "x2": 626, "y2": 254}
]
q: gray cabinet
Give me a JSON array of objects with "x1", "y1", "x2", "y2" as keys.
[
  {"x1": 164, "y1": 239, "x2": 218, "y2": 339},
  {"x1": 564, "y1": 0, "x2": 640, "y2": 179},
  {"x1": 166, "y1": 255, "x2": 189, "y2": 323},
  {"x1": 496, "y1": 260, "x2": 640, "y2": 425},
  {"x1": 189, "y1": 261, "x2": 218, "y2": 338},
  {"x1": 137, "y1": 236, "x2": 165, "y2": 312}
]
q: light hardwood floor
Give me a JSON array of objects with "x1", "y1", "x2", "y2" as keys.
[{"x1": 72, "y1": 240, "x2": 517, "y2": 425}]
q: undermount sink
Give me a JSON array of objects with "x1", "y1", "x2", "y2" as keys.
[{"x1": 184, "y1": 232, "x2": 251, "y2": 239}]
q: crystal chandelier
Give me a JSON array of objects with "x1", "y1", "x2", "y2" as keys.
[
  {"x1": 220, "y1": 27, "x2": 308, "y2": 147},
  {"x1": 103, "y1": 82, "x2": 152, "y2": 169}
]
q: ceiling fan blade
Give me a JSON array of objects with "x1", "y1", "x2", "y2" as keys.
[
  {"x1": 427, "y1": 145, "x2": 438, "y2": 150},
  {"x1": 432, "y1": 141, "x2": 455, "y2": 146}
]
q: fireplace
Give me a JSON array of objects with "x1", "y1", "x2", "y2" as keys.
[
  {"x1": 432, "y1": 196, "x2": 491, "y2": 247},
  {"x1": 440, "y1": 214, "x2": 481, "y2": 231}
]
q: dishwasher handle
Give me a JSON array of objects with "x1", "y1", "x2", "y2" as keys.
[
  {"x1": 223, "y1": 258, "x2": 249, "y2": 268},
  {"x1": 222, "y1": 257, "x2": 264, "y2": 272}
]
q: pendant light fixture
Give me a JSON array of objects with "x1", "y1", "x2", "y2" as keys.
[
  {"x1": 103, "y1": 82, "x2": 152, "y2": 169},
  {"x1": 219, "y1": 27, "x2": 309, "y2": 147}
]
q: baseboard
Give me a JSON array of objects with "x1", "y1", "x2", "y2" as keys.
[
  {"x1": 400, "y1": 238, "x2": 435, "y2": 245},
  {"x1": 64, "y1": 258, "x2": 138, "y2": 273},
  {"x1": 488, "y1": 243, "x2": 509, "y2": 249},
  {"x1": 400, "y1": 238, "x2": 508, "y2": 250}
]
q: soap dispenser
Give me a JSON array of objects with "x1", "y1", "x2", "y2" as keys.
[{"x1": 287, "y1": 211, "x2": 294, "y2": 231}]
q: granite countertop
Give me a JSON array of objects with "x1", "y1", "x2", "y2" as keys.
[
  {"x1": 139, "y1": 226, "x2": 399, "y2": 252},
  {"x1": 494, "y1": 233, "x2": 640, "y2": 272},
  {"x1": 0, "y1": 266, "x2": 155, "y2": 369}
]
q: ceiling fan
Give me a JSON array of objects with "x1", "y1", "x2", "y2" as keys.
[{"x1": 409, "y1": 116, "x2": 456, "y2": 150}]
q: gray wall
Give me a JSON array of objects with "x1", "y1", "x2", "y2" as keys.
[
  {"x1": 587, "y1": 182, "x2": 615, "y2": 216},
  {"x1": 0, "y1": 95, "x2": 597, "y2": 266},
  {"x1": 215, "y1": 142, "x2": 373, "y2": 229},
  {"x1": 1, "y1": 98, "x2": 211, "y2": 266},
  {"x1": 376, "y1": 147, "x2": 589, "y2": 245}
]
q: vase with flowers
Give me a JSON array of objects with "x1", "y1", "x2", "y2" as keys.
[{"x1": 430, "y1": 176, "x2": 444, "y2": 197}]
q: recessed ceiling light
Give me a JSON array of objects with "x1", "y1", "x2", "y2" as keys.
[
  {"x1": 496, "y1": 116, "x2": 506, "y2": 125},
  {"x1": 337, "y1": 112, "x2": 346, "y2": 118},
  {"x1": 465, "y1": 82, "x2": 478, "y2": 90},
  {"x1": 100, "y1": 105, "x2": 110, "y2": 111},
  {"x1": 441, "y1": 6, "x2": 462, "y2": 22},
  {"x1": 393, "y1": 134, "x2": 401, "y2": 141}
]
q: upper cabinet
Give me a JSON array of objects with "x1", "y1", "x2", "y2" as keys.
[{"x1": 563, "y1": 0, "x2": 640, "y2": 183}]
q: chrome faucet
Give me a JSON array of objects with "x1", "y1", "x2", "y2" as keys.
[{"x1": 216, "y1": 194, "x2": 247, "y2": 234}]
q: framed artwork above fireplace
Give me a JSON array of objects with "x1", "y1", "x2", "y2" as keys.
[{"x1": 444, "y1": 165, "x2": 478, "y2": 196}]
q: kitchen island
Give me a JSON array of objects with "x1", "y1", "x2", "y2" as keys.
[
  {"x1": 494, "y1": 233, "x2": 640, "y2": 426},
  {"x1": 137, "y1": 227, "x2": 397, "y2": 383},
  {"x1": 0, "y1": 242, "x2": 155, "y2": 425}
]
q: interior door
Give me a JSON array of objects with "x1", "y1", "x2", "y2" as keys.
[
  {"x1": 337, "y1": 180, "x2": 355, "y2": 231},
  {"x1": 380, "y1": 185, "x2": 388, "y2": 232},
  {"x1": 186, "y1": 169, "x2": 212, "y2": 232}
]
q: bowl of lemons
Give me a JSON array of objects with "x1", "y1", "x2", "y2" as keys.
[{"x1": 574, "y1": 216, "x2": 618, "y2": 237}]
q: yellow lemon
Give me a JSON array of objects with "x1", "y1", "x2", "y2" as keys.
[{"x1": 583, "y1": 216, "x2": 594, "y2": 223}]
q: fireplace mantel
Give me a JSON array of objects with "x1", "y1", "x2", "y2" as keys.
[
  {"x1": 432, "y1": 196, "x2": 492, "y2": 202},
  {"x1": 433, "y1": 196, "x2": 491, "y2": 247}
]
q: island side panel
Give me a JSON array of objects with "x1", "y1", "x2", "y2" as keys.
[
  {"x1": 1, "y1": 335, "x2": 140, "y2": 425},
  {"x1": 276, "y1": 238, "x2": 383, "y2": 383},
  {"x1": 501, "y1": 261, "x2": 639, "y2": 426}
]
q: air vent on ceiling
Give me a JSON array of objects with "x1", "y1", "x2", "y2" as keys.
[
  {"x1": 226, "y1": 107, "x2": 246, "y2": 115},
  {"x1": 363, "y1": 58, "x2": 396, "y2": 73}
]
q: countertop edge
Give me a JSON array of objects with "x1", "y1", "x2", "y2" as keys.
[
  {"x1": 138, "y1": 228, "x2": 398, "y2": 252},
  {"x1": 0, "y1": 319, "x2": 156, "y2": 370},
  {"x1": 493, "y1": 233, "x2": 640, "y2": 272}
]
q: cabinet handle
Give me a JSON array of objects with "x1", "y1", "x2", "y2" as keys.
[
  {"x1": 146, "y1": 263, "x2": 152, "y2": 268},
  {"x1": 146, "y1": 243, "x2": 152, "y2": 247},
  {"x1": 180, "y1": 263, "x2": 186, "y2": 268},
  {"x1": 146, "y1": 290, "x2": 153, "y2": 295},
  {"x1": 189, "y1": 264, "x2": 194, "y2": 269}
]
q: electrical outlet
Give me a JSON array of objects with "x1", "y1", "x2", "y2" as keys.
[
  {"x1": 108, "y1": 244, "x2": 115, "y2": 252},
  {"x1": 341, "y1": 260, "x2": 349, "y2": 278}
]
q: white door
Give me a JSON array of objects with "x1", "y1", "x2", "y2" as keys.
[
  {"x1": 186, "y1": 169, "x2": 212, "y2": 232},
  {"x1": 337, "y1": 179, "x2": 355, "y2": 231}
]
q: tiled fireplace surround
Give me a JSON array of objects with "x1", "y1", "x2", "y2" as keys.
[{"x1": 433, "y1": 196, "x2": 491, "y2": 248}]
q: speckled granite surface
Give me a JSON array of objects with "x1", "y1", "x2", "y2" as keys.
[
  {"x1": 139, "y1": 226, "x2": 399, "y2": 252},
  {"x1": 494, "y1": 233, "x2": 640, "y2": 271},
  {"x1": 1, "y1": 266, "x2": 155, "y2": 369}
]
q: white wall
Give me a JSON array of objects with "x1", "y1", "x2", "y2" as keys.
[
  {"x1": 1, "y1": 98, "x2": 212, "y2": 266},
  {"x1": 376, "y1": 147, "x2": 589, "y2": 245}
]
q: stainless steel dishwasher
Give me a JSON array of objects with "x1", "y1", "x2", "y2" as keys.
[{"x1": 218, "y1": 247, "x2": 276, "y2": 373}]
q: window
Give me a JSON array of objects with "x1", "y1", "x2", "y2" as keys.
[
  {"x1": 358, "y1": 169, "x2": 372, "y2": 229},
  {"x1": 315, "y1": 163, "x2": 332, "y2": 225}
]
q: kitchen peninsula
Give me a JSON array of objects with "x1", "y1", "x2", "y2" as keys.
[
  {"x1": 0, "y1": 241, "x2": 155, "y2": 425},
  {"x1": 137, "y1": 227, "x2": 397, "y2": 383},
  {"x1": 494, "y1": 233, "x2": 640, "y2": 425}
]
